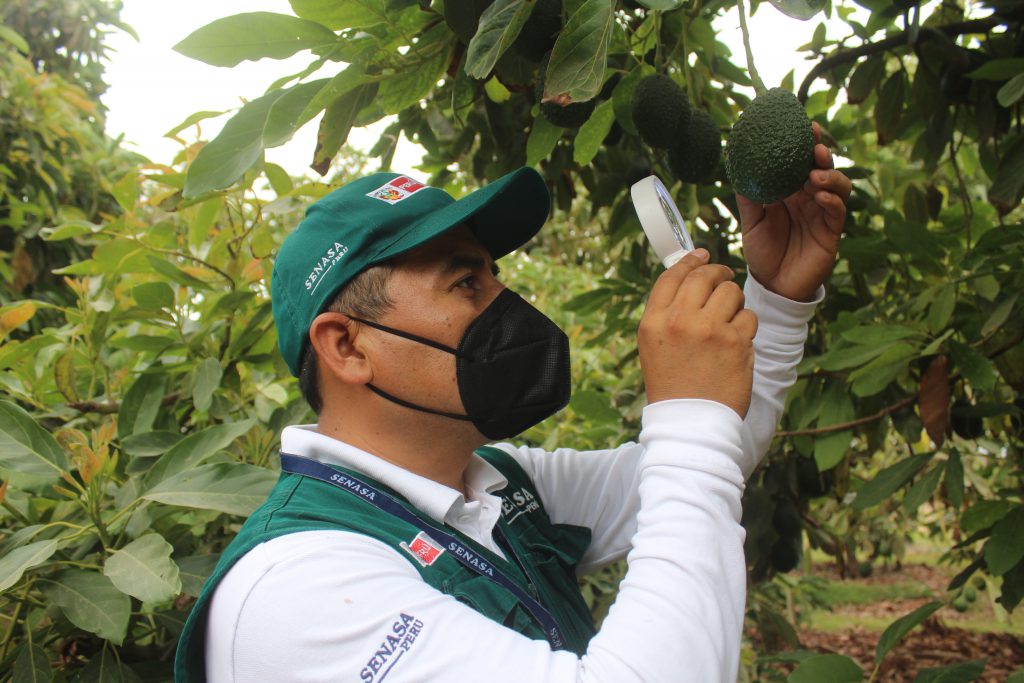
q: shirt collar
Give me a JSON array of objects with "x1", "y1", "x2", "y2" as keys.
[{"x1": 279, "y1": 425, "x2": 508, "y2": 524}]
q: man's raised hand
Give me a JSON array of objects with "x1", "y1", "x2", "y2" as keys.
[{"x1": 638, "y1": 249, "x2": 758, "y2": 418}]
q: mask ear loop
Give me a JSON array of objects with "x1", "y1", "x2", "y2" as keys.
[
  {"x1": 344, "y1": 314, "x2": 474, "y2": 421},
  {"x1": 345, "y1": 315, "x2": 470, "y2": 359}
]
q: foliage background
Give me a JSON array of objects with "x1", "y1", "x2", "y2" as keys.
[{"x1": 0, "y1": 0, "x2": 1022, "y2": 680}]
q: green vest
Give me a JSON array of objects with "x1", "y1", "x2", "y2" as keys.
[{"x1": 175, "y1": 446, "x2": 596, "y2": 682}]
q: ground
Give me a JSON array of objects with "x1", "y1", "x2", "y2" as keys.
[{"x1": 764, "y1": 560, "x2": 1024, "y2": 681}]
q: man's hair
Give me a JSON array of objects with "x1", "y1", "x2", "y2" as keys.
[{"x1": 298, "y1": 263, "x2": 394, "y2": 414}]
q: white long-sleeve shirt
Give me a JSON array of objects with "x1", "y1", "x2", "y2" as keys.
[{"x1": 205, "y1": 277, "x2": 820, "y2": 682}]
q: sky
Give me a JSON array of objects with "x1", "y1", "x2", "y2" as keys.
[{"x1": 101, "y1": 0, "x2": 836, "y2": 180}]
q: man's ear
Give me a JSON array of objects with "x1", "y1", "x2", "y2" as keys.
[{"x1": 308, "y1": 312, "x2": 373, "y2": 386}]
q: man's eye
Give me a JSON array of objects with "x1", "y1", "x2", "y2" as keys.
[{"x1": 455, "y1": 276, "x2": 477, "y2": 289}]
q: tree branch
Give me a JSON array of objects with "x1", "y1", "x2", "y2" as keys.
[
  {"x1": 68, "y1": 392, "x2": 181, "y2": 415},
  {"x1": 798, "y1": 15, "x2": 1009, "y2": 102},
  {"x1": 776, "y1": 395, "x2": 916, "y2": 437}
]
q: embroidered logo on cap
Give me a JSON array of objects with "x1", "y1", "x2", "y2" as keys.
[
  {"x1": 400, "y1": 531, "x2": 444, "y2": 567},
  {"x1": 367, "y1": 176, "x2": 427, "y2": 204}
]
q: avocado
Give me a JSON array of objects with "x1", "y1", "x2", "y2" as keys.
[
  {"x1": 443, "y1": 0, "x2": 495, "y2": 44},
  {"x1": 512, "y1": 0, "x2": 561, "y2": 63},
  {"x1": 535, "y1": 53, "x2": 595, "y2": 128},
  {"x1": 724, "y1": 88, "x2": 815, "y2": 204},
  {"x1": 772, "y1": 498, "x2": 802, "y2": 537},
  {"x1": 631, "y1": 74, "x2": 690, "y2": 149},
  {"x1": 668, "y1": 108, "x2": 721, "y2": 184},
  {"x1": 770, "y1": 535, "x2": 802, "y2": 573},
  {"x1": 952, "y1": 596, "x2": 969, "y2": 612}
]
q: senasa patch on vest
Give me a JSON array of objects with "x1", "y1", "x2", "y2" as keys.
[
  {"x1": 400, "y1": 531, "x2": 445, "y2": 567},
  {"x1": 366, "y1": 176, "x2": 427, "y2": 204}
]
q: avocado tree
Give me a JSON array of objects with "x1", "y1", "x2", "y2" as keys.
[{"x1": 1, "y1": 0, "x2": 1023, "y2": 679}]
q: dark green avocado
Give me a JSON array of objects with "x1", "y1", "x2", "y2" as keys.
[
  {"x1": 724, "y1": 88, "x2": 815, "y2": 204},
  {"x1": 668, "y1": 108, "x2": 721, "y2": 184},
  {"x1": 631, "y1": 74, "x2": 689, "y2": 149}
]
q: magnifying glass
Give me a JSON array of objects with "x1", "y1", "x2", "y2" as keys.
[{"x1": 630, "y1": 175, "x2": 694, "y2": 268}]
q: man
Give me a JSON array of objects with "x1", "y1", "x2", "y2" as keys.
[{"x1": 176, "y1": 125, "x2": 851, "y2": 682}]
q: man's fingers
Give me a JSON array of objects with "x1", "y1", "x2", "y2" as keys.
[
  {"x1": 813, "y1": 142, "x2": 834, "y2": 170},
  {"x1": 674, "y1": 264, "x2": 735, "y2": 310},
  {"x1": 647, "y1": 249, "x2": 710, "y2": 311},
  {"x1": 736, "y1": 193, "x2": 766, "y2": 231},
  {"x1": 733, "y1": 309, "x2": 759, "y2": 341},
  {"x1": 704, "y1": 280, "x2": 745, "y2": 322},
  {"x1": 805, "y1": 168, "x2": 852, "y2": 202}
]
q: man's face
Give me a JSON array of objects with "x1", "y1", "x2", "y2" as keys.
[{"x1": 361, "y1": 225, "x2": 504, "y2": 417}]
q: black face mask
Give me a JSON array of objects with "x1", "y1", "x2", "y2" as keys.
[{"x1": 347, "y1": 289, "x2": 571, "y2": 440}]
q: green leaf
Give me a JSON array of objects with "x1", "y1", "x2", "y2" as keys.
[
  {"x1": 143, "y1": 462, "x2": 278, "y2": 516},
  {"x1": 147, "y1": 256, "x2": 210, "y2": 291},
  {"x1": 0, "y1": 400, "x2": 69, "y2": 485},
  {"x1": 989, "y1": 135, "x2": 1024, "y2": 214},
  {"x1": 465, "y1": 0, "x2": 533, "y2": 79},
  {"x1": 846, "y1": 55, "x2": 885, "y2": 104},
  {"x1": 132, "y1": 281, "x2": 175, "y2": 311},
  {"x1": 966, "y1": 58, "x2": 1024, "y2": 81},
  {"x1": 69, "y1": 648, "x2": 142, "y2": 683},
  {"x1": 262, "y1": 78, "x2": 331, "y2": 148},
  {"x1": 311, "y1": 83, "x2": 378, "y2": 174},
  {"x1": 1007, "y1": 669, "x2": 1024, "y2": 683},
  {"x1": 377, "y1": 26, "x2": 452, "y2": 114},
  {"x1": 947, "y1": 339, "x2": 997, "y2": 393},
  {"x1": 573, "y1": 100, "x2": 615, "y2": 166},
  {"x1": 962, "y1": 499, "x2": 1012, "y2": 534},
  {"x1": 997, "y1": 73, "x2": 1024, "y2": 107},
  {"x1": 163, "y1": 110, "x2": 227, "y2": 139},
  {"x1": 903, "y1": 464, "x2": 943, "y2": 514},
  {"x1": 192, "y1": 357, "x2": 224, "y2": 413},
  {"x1": 184, "y1": 89, "x2": 284, "y2": 198},
  {"x1": 173, "y1": 12, "x2": 338, "y2": 67},
  {"x1": 570, "y1": 389, "x2": 621, "y2": 424},
  {"x1": 981, "y1": 295, "x2": 1017, "y2": 339},
  {"x1": 633, "y1": 0, "x2": 684, "y2": 9},
  {"x1": 265, "y1": 163, "x2": 293, "y2": 196},
  {"x1": 42, "y1": 570, "x2": 131, "y2": 644},
  {"x1": 612, "y1": 64, "x2": 654, "y2": 135},
  {"x1": 912, "y1": 659, "x2": 986, "y2": 683},
  {"x1": 289, "y1": 0, "x2": 387, "y2": 30},
  {"x1": 177, "y1": 554, "x2": 220, "y2": 597},
  {"x1": 526, "y1": 115, "x2": 563, "y2": 166},
  {"x1": 117, "y1": 373, "x2": 169, "y2": 440},
  {"x1": 925, "y1": 285, "x2": 956, "y2": 332},
  {"x1": 104, "y1": 534, "x2": 182, "y2": 603},
  {"x1": 818, "y1": 342, "x2": 893, "y2": 371},
  {"x1": 544, "y1": 0, "x2": 614, "y2": 103},
  {"x1": 876, "y1": 601, "x2": 942, "y2": 664},
  {"x1": 0, "y1": 540, "x2": 59, "y2": 594},
  {"x1": 985, "y1": 506, "x2": 1024, "y2": 576},
  {"x1": 0, "y1": 25, "x2": 30, "y2": 53},
  {"x1": 944, "y1": 451, "x2": 964, "y2": 508},
  {"x1": 788, "y1": 653, "x2": 864, "y2": 682},
  {"x1": 12, "y1": 643, "x2": 51, "y2": 683},
  {"x1": 768, "y1": 0, "x2": 826, "y2": 20},
  {"x1": 814, "y1": 384, "x2": 855, "y2": 471},
  {"x1": 144, "y1": 419, "x2": 254, "y2": 488},
  {"x1": 840, "y1": 324, "x2": 921, "y2": 345},
  {"x1": 849, "y1": 342, "x2": 917, "y2": 397},
  {"x1": 853, "y1": 453, "x2": 933, "y2": 510},
  {"x1": 874, "y1": 71, "x2": 906, "y2": 144},
  {"x1": 121, "y1": 431, "x2": 182, "y2": 458}
]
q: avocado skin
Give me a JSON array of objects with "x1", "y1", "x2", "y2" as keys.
[
  {"x1": 631, "y1": 74, "x2": 690, "y2": 149},
  {"x1": 668, "y1": 108, "x2": 721, "y2": 184},
  {"x1": 725, "y1": 88, "x2": 815, "y2": 204}
]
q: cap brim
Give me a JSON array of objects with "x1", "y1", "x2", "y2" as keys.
[{"x1": 369, "y1": 167, "x2": 549, "y2": 265}]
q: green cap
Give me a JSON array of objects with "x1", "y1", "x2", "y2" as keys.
[{"x1": 271, "y1": 167, "x2": 550, "y2": 376}]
